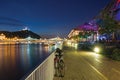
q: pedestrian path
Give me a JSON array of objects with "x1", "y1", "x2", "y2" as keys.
[
  {"x1": 54, "y1": 46, "x2": 120, "y2": 80},
  {"x1": 54, "y1": 47, "x2": 87, "y2": 80}
]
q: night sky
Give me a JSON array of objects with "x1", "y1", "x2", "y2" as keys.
[{"x1": 0, "y1": 0, "x2": 111, "y2": 38}]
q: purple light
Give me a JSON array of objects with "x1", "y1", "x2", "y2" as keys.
[{"x1": 76, "y1": 22, "x2": 98, "y2": 31}]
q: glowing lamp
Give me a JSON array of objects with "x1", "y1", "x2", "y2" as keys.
[{"x1": 94, "y1": 47, "x2": 100, "y2": 53}]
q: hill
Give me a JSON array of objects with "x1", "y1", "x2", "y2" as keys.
[{"x1": 0, "y1": 30, "x2": 41, "y2": 39}]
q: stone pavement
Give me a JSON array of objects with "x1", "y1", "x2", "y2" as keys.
[
  {"x1": 54, "y1": 47, "x2": 88, "y2": 80},
  {"x1": 54, "y1": 46, "x2": 120, "y2": 80}
]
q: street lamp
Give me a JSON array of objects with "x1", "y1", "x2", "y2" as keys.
[{"x1": 94, "y1": 47, "x2": 100, "y2": 53}]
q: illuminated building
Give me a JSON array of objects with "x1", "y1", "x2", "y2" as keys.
[
  {"x1": 68, "y1": 29, "x2": 80, "y2": 39},
  {"x1": 68, "y1": 22, "x2": 99, "y2": 42},
  {"x1": 0, "y1": 33, "x2": 6, "y2": 40}
]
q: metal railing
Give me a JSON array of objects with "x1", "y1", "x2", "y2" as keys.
[
  {"x1": 21, "y1": 42, "x2": 63, "y2": 80},
  {"x1": 25, "y1": 52, "x2": 55, "y2": 80}
]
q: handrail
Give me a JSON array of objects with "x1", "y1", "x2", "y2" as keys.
[
  {"x1": 24, "y1": 51, "x2": 55, "y2": 80},
  {"x1": 21, "y1": 42, "x2": 63, "y2": 80}
]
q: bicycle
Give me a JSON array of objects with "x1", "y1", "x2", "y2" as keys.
[{"x1": 54, "y1": 54, "x2": 65, "y2": 78}]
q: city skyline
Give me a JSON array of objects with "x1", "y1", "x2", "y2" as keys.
[{"x1": 0, "y1": 0, "x2": 111, "y2": 38}]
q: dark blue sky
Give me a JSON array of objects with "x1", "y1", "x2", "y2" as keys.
[{"x1": 0, "y1": 0, "x2": 111, "y2": 38}]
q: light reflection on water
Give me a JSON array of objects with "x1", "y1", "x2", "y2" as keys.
[{"x1": 0, "y1": 44, "x2": 55, "y2": 80}]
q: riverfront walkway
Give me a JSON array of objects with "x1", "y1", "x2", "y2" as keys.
[
  {"x1": 54, "y1": 46, "x2": 120, "y2": 80},
  {"x1": 54, "y1": 46, "x2": 91, "y2": 80}
]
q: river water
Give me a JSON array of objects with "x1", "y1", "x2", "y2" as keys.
[{"x1": 0, "y1": 44, "x2": 55, "y2": 80}]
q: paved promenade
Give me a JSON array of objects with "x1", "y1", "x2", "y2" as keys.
[{"x1": 54, "y1": 46, "x2": 120, "y2": 80}]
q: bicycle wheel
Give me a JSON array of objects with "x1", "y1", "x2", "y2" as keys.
[
  {"x1": 59, "y1": 60, "x2": 65, "y2": 77},
  {"x1": 54, "y1": 62, "x2": 60, "y2": 77}
]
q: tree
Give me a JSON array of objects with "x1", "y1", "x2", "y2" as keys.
[
  {"x1": 78, "y1": 31, "x2": 92, "y2": 42},
  {"x1": 98, "y1": 13, "x2": 120, "y2": 42}
]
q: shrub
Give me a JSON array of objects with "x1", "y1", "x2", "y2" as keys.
[{"x1": 111, "y1": 48, "x2": 120, "y2": 61}]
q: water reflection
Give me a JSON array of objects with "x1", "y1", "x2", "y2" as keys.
[
  {"x1": 0, "y1": 44, "x2": 16, "y2": 69},
  {"x1": 0, "y1": 44, "x2": 55, "y2": 80}
]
